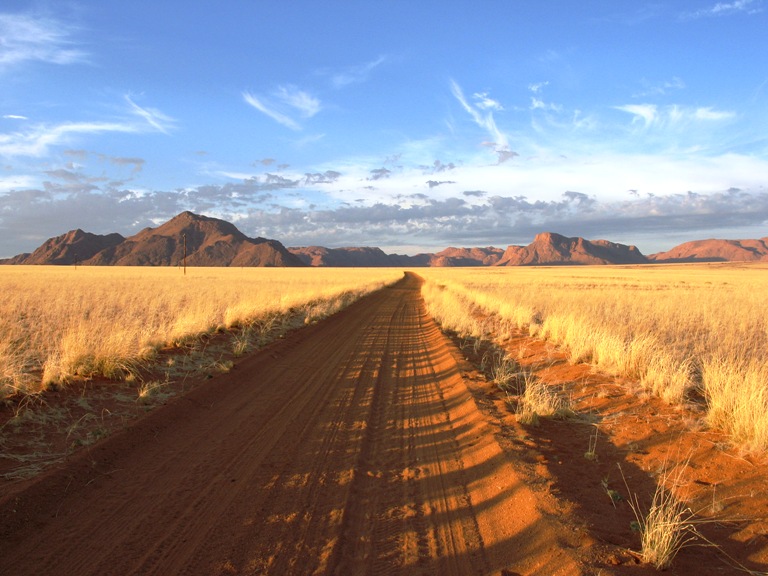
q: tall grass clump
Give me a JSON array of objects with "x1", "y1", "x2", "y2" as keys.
[
  {"x1": 0, "y1": 267, "x2": 402, "y2": 396},
  {"x1": 516, "y1": 376, "x2": 574, "y2": 426},
  {"x1": 703, "y1": 357, "x2": 768, "y2": 454},
  {"x1": 420, "y1": 263, "x2": 768, "y2": 452},
  {"x1": 623, "y1": 461, "x2": 698, "y2": 570}
]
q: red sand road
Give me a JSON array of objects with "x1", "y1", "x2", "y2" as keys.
[{"x1": 0, "y1": 273, "x2": 579, "y2": 576}]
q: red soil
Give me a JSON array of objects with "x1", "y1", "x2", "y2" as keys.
[{"x1": 1, "y1": 272, "x2": 767, "y2": 575}]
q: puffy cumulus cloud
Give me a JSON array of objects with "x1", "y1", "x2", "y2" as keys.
[
  {"x1": 419, "y1": 160, "x2": 456, "y2": 174},
  {"x1": 368, "y1": 168, "x2": 391, "y2": 181},
  {"x1": 228, "y1": 188, "x2": 768, "y2": 253},
  {"x1": 495, "y1": 149, "x2": 520, "y2": 164},
  {"x1": 3, "y1": 174, "x2": 768, "y2": 258},
  {"x1": 303, "y1": 170, "x2": 340, "y2": 184},
  {"x1": 426, "y1": 180, "x2": 455, "y2": 189}
]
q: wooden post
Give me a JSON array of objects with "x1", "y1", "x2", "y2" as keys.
[{"x1": 183, "y1": 233, "x2": 187, "y2": 276}]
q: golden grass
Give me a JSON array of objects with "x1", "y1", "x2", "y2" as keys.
[
  {"x1": 420, "y1": 263, "x2": 768, "y2": 453},
  {"x1": 623, "y1": 461, "x2": 698, "y2": 570},
  {"x1": 0, "y1": 266, "x2": 403, "y2": 396}
]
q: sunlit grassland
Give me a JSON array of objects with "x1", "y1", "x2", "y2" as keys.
[
  {"x1": 419, "y1": 263, "x2": 768, "y2": 453},
  {"x1": 1, "y1": 266, "x2": 403, "y2": 397}
]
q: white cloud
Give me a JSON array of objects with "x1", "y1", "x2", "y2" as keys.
[
  {"x1": 3, "y1": 114, "x2": 28, "y2": 120},
  {"x1": 684, "y1": 0, "x2": 763, "y2": 18},
  {"x1": 450, "y1": 79, "x2": 511, "y2": 153},
  {"x1": 275, "y1": 85, "x2": 321, "y2": 118},
  {"x1": 243, "y1": 85, "x2": 321, "y2": 130},
  {"x1": 615, "y1": 104, "x2": 659, "y2": 127},
  {"x1": 0, "y1": 12, "x2": 87, "y2": 71},
  {"x1": 694, "y1": 107, "x2": 736, "y2": 120},
  {"x1": 615, "y1": 103, "x2": 735, "y2": 129},
  {"x1": 0, "y1": 97, "x2": 174, "y2": 157},
  {"x1": 243, "y1": 92, "x2": 301, "y2": 131},
  {"x1": 0, "y1": 121, "x2": 133, "y2": 157},
  {"x1": 331, "y1": 56, "x2": 386, "y2": 88},
  {"x1": 633, "y1": 77, "x2": 686, "y2": 98},
  {"x1": 0, "y1": 173, "x2": 35, "y2": 192},
  {"x1": 125, "y1": 96, "x2": 176, "y2": 134},
  {"x1": 473, "y1": 92, "x2": 503, "y2": 111},
  {"x1": 4, "y1": 145, "x2": 768, "y2": 258},
  {"x1": 531, "y1": 97, "x2": 563, "y2": 112}
]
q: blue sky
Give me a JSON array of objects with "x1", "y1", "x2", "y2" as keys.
[{"x1": 1, "y1": 1, "x2": 767, "y2": 257}]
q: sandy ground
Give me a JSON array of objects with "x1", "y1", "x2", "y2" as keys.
[
  {"x1": 1, "y1": 272, "x2": 767, "y2": 575},
  {"x1": 0, "y1": 273, "x2": 580, "y2": 575}
]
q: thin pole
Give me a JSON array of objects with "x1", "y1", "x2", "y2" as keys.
[{"x1": 183, "y1": 233, "x2": 187, "y2": 276}]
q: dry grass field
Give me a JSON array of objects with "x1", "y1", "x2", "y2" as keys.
[
  {"x1": 0, "y1": 266, "x2": 403, "y2": 398},
  {"x1": 3, "y1": 265, "x2": 768, "y2": 572},
  {"x1": 419, "y1": 262, "x2": 768, "y2": 453}
]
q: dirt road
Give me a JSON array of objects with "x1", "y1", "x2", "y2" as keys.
[{"x1": 0, "y1": 273, "x2": 580, "y2": 576}]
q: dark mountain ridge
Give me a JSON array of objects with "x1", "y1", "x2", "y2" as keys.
[
  {"x1": 496, "y1": 232, "x2": 648, "y2": 266},
  {"x1": 2, "y1": 212, "x2": 766, "y2": 266},
  {"x1": 4, "y1": 212, "x2": 303, "y2": 267},
  {"x1": 649, "y1": 237, "x2": 768, "y2": 263}
]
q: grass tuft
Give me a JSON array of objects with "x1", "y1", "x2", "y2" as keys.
[{"x1": 621, "y1": 462, "x2": 698, "y2": 570}]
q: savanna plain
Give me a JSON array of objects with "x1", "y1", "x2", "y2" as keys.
[{"x1": 2, "y1": 263, "x2": 768, "y2": 575}]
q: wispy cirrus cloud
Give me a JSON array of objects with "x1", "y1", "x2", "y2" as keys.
[
  {"x1": 243, "y1": 92, "x2": 300, "y2": 130},
  {"x1": 125, "y1": 96, "x2": 175, "y2": 134},
  {"x1": 633, "y1": 77, "x2": 686, "y2": 98},
  {"x1": 0, "y1": 12, "x2": 87, "y2": 71},
  {"x1": 450, "y1": 79, "x2": 517, "y2": 164},
  {"x1": 615, "y1": 103, "x2": 736, "y2": 129},
  {"x1": 683, "y1": 0, "x2": 763, "y2": 18},
  {"x1": 330, "y1": 56, "x2": 387, "y2": 88},
  {"x1": 243, "y1": 85, "x2": 321, "y2": 130},
  {"x1": 0, "y1": 96, "x2": 174, "y2": 157},
  {"x1": 275, "y1": 85, "x2": 321, "y2": 117}
]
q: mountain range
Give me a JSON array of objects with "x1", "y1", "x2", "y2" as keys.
[{"x1": 2, "y1": 211, "x2": 766, "y2": 267}]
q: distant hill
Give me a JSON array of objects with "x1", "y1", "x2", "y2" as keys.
[
  {"x1": 430, "y1": 247, "x2": 504, "y2": 266},
  {"x1": 15, "y1": 229, "x2": 125, "y2": 265},
  {"x1": 6, "y1": 212, "x2": 304, "y2": 267},
  {"x1": 289, "y1": 246, "x2": 399, "y2": 267},
  {"x1": 287, "y1": 245, "x2": 503, "y2": 267},
  {"x1": 4, "y1": 212, "x2": 767, "y2": 267},
  {"x1": 496, "y1": 232, "x2": 648, "y2": 266},
  {"x1": 649, "y1": 238, "x2": 768, "y2": 263}
]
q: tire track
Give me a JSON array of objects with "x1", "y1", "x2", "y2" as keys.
[{"x1": 0, "y1": 272, "x2": 582, "y2": 576}]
